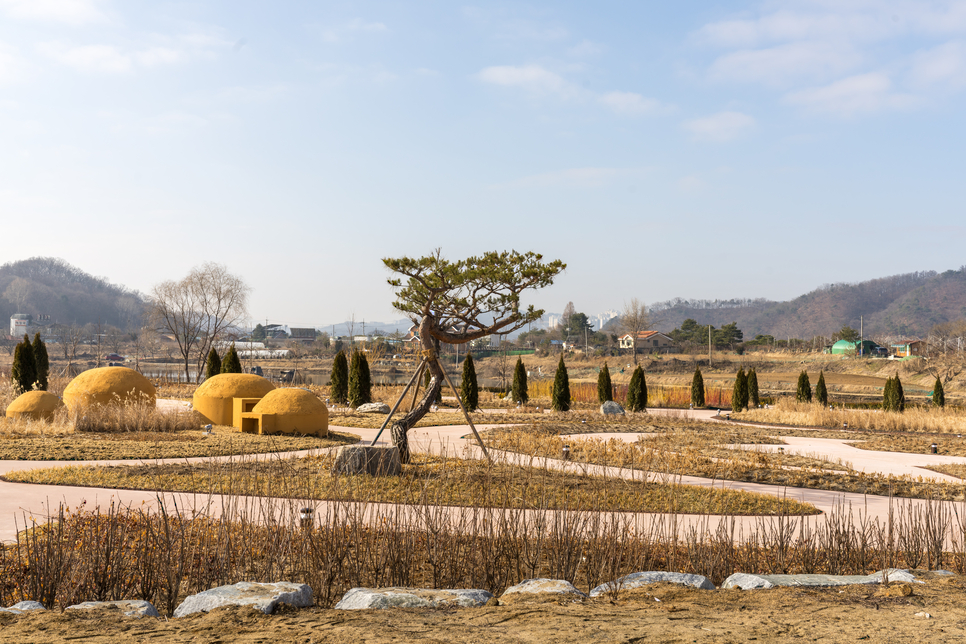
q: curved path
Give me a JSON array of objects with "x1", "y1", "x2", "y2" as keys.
[{"x1": 0, "y1": 406, "x2": 960, "y2": 543}]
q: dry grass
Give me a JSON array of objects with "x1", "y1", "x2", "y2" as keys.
[
  {"x1": 4, "y1": 451, "x2": 814, "y2": 516},
  {"x1": 735, "y1": 400, "x2": 966, "y2": 434},
  {"x1": 483, "y1": 423, "x2": 966, "y2": 501},
  {"x1": 0, "y1": 426, "x2": 359, "y2": 461}
]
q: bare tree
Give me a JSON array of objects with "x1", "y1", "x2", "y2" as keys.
[
  {"x1": 150, "y1": 263, "x2": 251, "y2": 382},
  {"x1": 620, "y1": 298, "x2": 649, "y2": 364},
  {"x1": 4, "y1": 277, "x2": 32, "y2": 312},
  {"x1": 58, "y1": 324, "x2": 84, "y2": 375}
]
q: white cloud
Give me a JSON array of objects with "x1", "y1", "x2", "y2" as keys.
[
  {"x1": 477, "y1": 64, "x2": 575, "y2": 96},
  {"x1": 0, "y1": 42, "x2": 23, "y2": 84},
  {"x1": 502, "y1": 166, "x2": 652, "y2": 189},
  {"x1": 135, "y1": 47, "x2": 187, "y2": 67},
  {"x1": 321, "y1": 19, "x2": 388, "y2": 43},
  {"x1": 677, "y1": 175, "x2": 706, "y2": 192},
  {"x1": 909, "y1": 40, "x2": 966, "y2": 89},
  {"x1": 569, "y1": 39, "x2": 603, "y2": 57},
  {"x1": 784, "y1": 72, "x2": 919, "y2": 114},
  {"x1": 683, "y1": 111, "x2": 755, "y2": 142},
  {"x1": 598, "y1": 91, "x2": 670, "y2": 115},
  {"x1": 40, "y1": 43, "x2": 132, "y2": 73},
  {"x1": 708, "y1": 40, "x2": 863, "y2": 86},
  {"x1": 0, "y1": 0, "x2": 106, "y2": 25}
]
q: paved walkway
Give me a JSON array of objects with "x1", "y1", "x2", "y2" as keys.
[{"x1": 0, "y1": 405, "x2": 962, "y2": 543}]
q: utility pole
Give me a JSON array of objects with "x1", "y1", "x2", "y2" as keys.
[{"x1": 709, "y1": 325, "x2": 712, "y2": 367}]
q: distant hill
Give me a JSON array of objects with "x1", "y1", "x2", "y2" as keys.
[
  {"x1": 648, "y1": 268, "x2": 966, "y2": 340},
  {"x1": 0, "y1": 257, "x2": 146, "y2": 331}
]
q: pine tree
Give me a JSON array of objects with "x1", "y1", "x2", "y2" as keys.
[
  {"x1": 882, "y1": 376, "x2": 895, "y2": 411},
  {"x1": 348, "y1": 351, "x2": 373, "y2": 408},
  {"x1": 731, "y1": 368, "x2": 747, "y2": 412},
  {"x1": 626, "y1": 365, "x2": 647, "y2": 412},
  {"x1": 424, "y1": 367, "x2": 441, "y2": 403},
  {"x1": 460, "y1": 353, "x2": 479, "y2": 411},
  {"x1": 691, "y1": 367, "x2": 705, "y2": 408},
  {"x1": 330, "y1": 350, "x2": 349, "y2": 404},
  {"x1": 815, "y1": 371, "x2": 828, "y2": 406},
  {"x1": 32, "y1": 332, "x2": 49, "y2": 391},
  {"x1": 511, "y1": 357, "x2": 528, "y2": 404},
  {"x1": 747, "y1": 368, "x2": 759, "y2": 408},
  {"x1": 933, "y1": 376, "x2": 946, "y2": 408},
  {"x1": 597, "y1": 363, "x2": 613, "y2": 404},
  {"x1": 204, "y1": 347, "x2": 222, "y2": 380},
  {"x1": 894, "y1": 375, "x2": 905, "y2": 413},
  {"x1": 12, "y1": 335, "x2": 37, "y2": 394},
  {"x1": 221, "y1": 343, "x2": 242, "y2": 374},
  {"x1": 796, "y1": 370, "x2": 812, "y2": 403},
  {"x1": 551, "y1": 356, "x2": 571, "y2": 412}
]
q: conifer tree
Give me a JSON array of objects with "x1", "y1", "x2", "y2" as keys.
[
  {"x1": 12, "y1": 337, "x2": 37, "y2": 394},
  {"x1": 626, "y1": 365, "x2": 647, "y2": 412},
  {"x1": 205, "y1": 347, "x2": 222, "y2": 380},
  {"x1": 894, "y1": 375, "x2": 905, "y2": 413},
  {"x1": 348, "y1": 350, "x2": 373, "y2": 408},
  {"x1": 747, "y1": 368, "x2": 759, "y2": 408},
  {"x1": 330, "y1": 350, "x2": 349, "y2": 404},
  {"x1": 691, "y1": 367, "x2": 705, "y2": 408},
  {"x1": 459, "y1": 353, "x2": 479, "y2": 411},
  {"x1": 32, "y1": 332, "x2": 49, "y2": 391},
  {"x1": 221, "y1": 343, "x2": 242, "y2": 374},
  {"x1": 511, "y1": 357, "x2": 528, "y2": 404},
  {"x1": 551, "y1": 356, "x2": 571, "y2": 412},
  {"x1": 796, "y1": 370, "x2": 812, "y2": 403},
  {"x1": 731, "y1": 368, "x2": 747, "y2": 412},
  {"x1": 882, "y1": 376, "x2": 895, "y2": 411},
  {"x1": 815, "y1": 371, "x2": 829, "y2": 406},
  {"x1": 933, "y1": 376, "x2": 945, "y2": 408},
  {"x1": 597, "y1": 362, "x2": 613, "y2": 404}
]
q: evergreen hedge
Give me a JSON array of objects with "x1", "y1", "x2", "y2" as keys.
[
  {"x1": 460, "y1": 354, "x2": 479, "y2": 411},
  {"x1": 330, "y1": 350, "x2": 349, "y2": 404},
  {"x1": 597, "y1": 363, "x2": 613, "y2": 404},
  {"x1": 511, "y1": 357, "x2": 528, "y2": 404},
  {"x1": 32, "y1": 332, "x2": 49, "y2": 391},
  {"x1": 205, "y1": 348, "x2": 222, "y2": 380},
  {"x1": 691, "y1": 367, "x2": 705, "y2": 408},
  {"x1": 551, "y1": 356, "x2": 571, "y2": 412},
  {"x1": 796, "y1": 370, "x2": 812, "y2": 403}
]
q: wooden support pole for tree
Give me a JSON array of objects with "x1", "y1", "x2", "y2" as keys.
[
  {"x1": 369, "y1": 358, "x2": 426, "y2": 447},
  {"x1": 408, "y1": 360, "x2": 427, "y2": 413},
  {"x1": 436, "y1": 357, "x2": 492, "y2": 463}
]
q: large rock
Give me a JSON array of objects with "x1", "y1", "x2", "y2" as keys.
[
  {"x1": 174, "y1": 581, "x2": 313, "y2": 617},
  {"x1": 590, "y1": 571, "x2": 715, "y2": 597},
  {"x1": 356, "y1": 402, "x2": 391, "y2": 414},
  {"x1": 501, "y1": 579, "x2": 587, "y2": 599},
  {"x1": 600, "y1": 401, "x2": 625, "y2": 416},
  {"x1": 335, "y1": 587, "x2": 493, "y2": 610},
  {"x1": 721, "y1": 569, "x2": 918, "y2": 590},
  {"x1": 0, "y1": 601, "x2": 45, "y2": 614},
  {"x1": 332, "y1": 445, "x2": 401, "y2": 476},
  {"x1": 67, "y1": 600, "x2": 159, "y2": 618}
]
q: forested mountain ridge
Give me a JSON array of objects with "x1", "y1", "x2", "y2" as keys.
[
  {"x1": 648, "y1": 269, "x2": 966, "y2": 339},
  {"x1": 0, "y1": 257, "x2": 146, "y2": 331}
]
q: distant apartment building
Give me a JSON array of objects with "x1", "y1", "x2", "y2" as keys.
[
  {"x1": 595, "y1": 310, "x2": 619, "y2": 331},
  {"x1": 9, "y1": 314, "x2": 31, "y2": 337}
]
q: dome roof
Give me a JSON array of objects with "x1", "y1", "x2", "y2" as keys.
[
  {"x1": 252, "y1": 388, "x2": 326, "y2": 415},
  {"x1": 63, "y1": 367, "x2": 156, "y2": 409},
  {"x1": 194, "y1": 373, "x2": 276, "y2": 400},
  {"x1": 6, "y1": 391, "x2": 65, "y2": 421}
]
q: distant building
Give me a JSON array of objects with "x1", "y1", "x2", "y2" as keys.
[
  {"x1": 289, "y1": 328, "x2": 317, "y2": 342},
  {"x1": 547, "y1": 315, "x2": 561, "y2": 330},
  {"x1": 595, "y1": 310, "x2": 619, "y2": 331},
  {"x1": 891, "y1": 339, "x2": 927, "y2": 358},
  {"x1": 619, "y1": 331, "x2": 675, "y2": 353},
  {"x1": 9, "y1": 314, "x2": 31, "y2": 337}
]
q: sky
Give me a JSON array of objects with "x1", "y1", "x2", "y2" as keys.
[{"x1": 2, "y1": 0, "x2": 966, "y2": 329}]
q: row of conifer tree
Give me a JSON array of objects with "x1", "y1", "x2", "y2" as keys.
[{"x1": 10, "y1": 333, "x2": 50, "y2": 395}]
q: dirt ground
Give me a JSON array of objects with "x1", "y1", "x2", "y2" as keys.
[{"x1": 2, "y1": 576, "x2": 964, "y2": 643}]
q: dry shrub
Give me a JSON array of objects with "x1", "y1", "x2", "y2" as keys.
[
  {"x1": 72, "y1": 395, "x2": 198, "y2": 434},
  {"x1": 738, "y1": 399, "x2": 966, "y2": 434}
]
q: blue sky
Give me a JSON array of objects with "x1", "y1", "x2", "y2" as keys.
[{"x1": 2, "y1": 1, "x2": 966, "y2": 328}]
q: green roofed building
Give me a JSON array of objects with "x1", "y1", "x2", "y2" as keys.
[{"x1": 830, "y1": 340, "x2": 856, "y2": 355}]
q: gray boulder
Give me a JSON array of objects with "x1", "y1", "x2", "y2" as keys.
[
  {"x1": 600, "y1": 401, "x2": 625, "y2": 415},
  {"x1": 501, "y1": 579, "x2": 587, "y2": 598},
  {"x1": 355, "y1": 402, "x2": 391, "y2": 414},
  {"x1": 0, "y1": 601, "x2": 45, "y2": 614},
  {"x1": 335, "y1": 587, "x2": 493, "y2": 610},
  {"x1": 331, "y1": 445, "x2": 401, "y2": 476},
  {"x1": 174, "y1": 581, "x2": 313, "y2": 618},
  {"x1": 67, "y1": 600, "x2": 159, "y2": 618},
  {"x1": 590, "y1": 571, "x2": 714, "y2": 597},
  {"x1": 721, "y1": 569, "x2": 918, "y2": 590}
]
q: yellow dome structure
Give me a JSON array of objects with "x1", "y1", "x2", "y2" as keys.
[
  {"x1": 241, "y1": 388, "x2": 328, "y2": 437},
  {"x1": 5, "y1": 391, "x2": 66, "y2": 421},
  {"x1": 193, "y1": 373, "x2": 275, "y2": 427},
  {"x1": 63, "y1": 367, "x2": 157, "y2": 410}
]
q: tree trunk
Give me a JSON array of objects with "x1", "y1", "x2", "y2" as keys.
[{"x1": 390, "y1": 317, "x2": 444, "y2": 464}]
